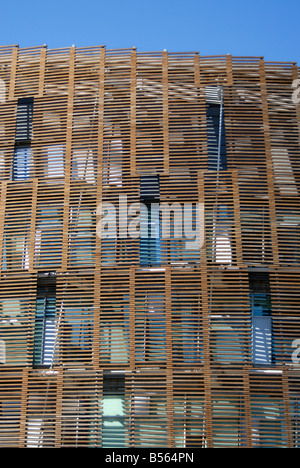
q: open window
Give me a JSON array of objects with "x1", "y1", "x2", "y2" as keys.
[
  {"x1": 206, "y1": 86, "x2": 227, "y2": 171},
  {"x1": 13, "y1": 98, "x2": 33, "y2": 180},
  {"x1": 33, "y1": 274, "x2": 57, "y2": 367},
  {"x1": 140, "y1": 175, "x2": 161, "y2": 266},
  {"x1": 249, "y1": 271, "x2": 273, "y2": 365}
]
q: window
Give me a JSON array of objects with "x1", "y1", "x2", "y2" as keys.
[
  {"x1": 2, "y1": 202, "x2": 31, "y2": 271},
  {"x1": 72, "y1": 147, "x2": 97, "y2": 184},
  {"x1": 102, "y1": 374, "x2": 125, "y2": 448},
  {"x1": 33, "y1": 274, "x2": 56, "y2": 367},
  {"x1": 43, "y1": 145, "x2": 64, "y2": 179},
  {"x1": 174, "y1": 394, "x2": 205, "y2": 448},
  {"x1": 130, "y1": 383, "x2": 168, "y2": 447},
  {"x1": 172, "y1": 295, "x2": 203, "y2": 364},
  {"x1": 206, "y1": 86, "x2": 227, "y2": 171},
  {"x1": 69, "y1": 207, "x2": 95, "y2": 266},
  {"x1": 208, "y1": 204, "x2": 233, "y2": 264},
  {"x1": 13, "y1": 98, "x2": 33, "y2": 181},
  {"x1": 140, "y1": 175, "x2": 161, "y2": 266},
  {"x1": 251, "y1": 397, "x2": 287, "y2": 447},
  {"x1": 0, "y1": 401, "x2": 21, "y2": 447},
  {"x1": 12, "y1": 146, "x2": 31, "y2": 181},
  {"x1": 100, "y1": 297, "x2": 130, "y2": 365},
  {"x1": 0, "y1": 299, "x2": 28, "y2": 365},
  {"x1": 135, "y1": 293, "x2": 166, "y2": 363},
  {"x1": 0, "y1": 339, "x2": 5, "y2": 364},
  {"x1": 15, "y1": 98, "x2": 33, "y2": 142},
  {"x1": 103, "y1": 139, "x2": 123, "y2": 188},
  {"x1": 34, "y1": 206, "x2": 63, "y2": 268},
  {"x1": 249, "y1": 271, "x2": 273, "y2": 365}
]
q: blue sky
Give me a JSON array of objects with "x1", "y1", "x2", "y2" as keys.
[{"x1": 1, "y1": 0, "x2": 299, "y2": 64}]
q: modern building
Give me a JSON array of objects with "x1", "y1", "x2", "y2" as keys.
[{"x1": 0, "y1": 44, "x2": 299, "y2": 448}]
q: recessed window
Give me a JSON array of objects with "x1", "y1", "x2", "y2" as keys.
[
  {"x1": 33, "y1": 274, "x2": 56, "y2": 367},
  {"x1": 15, "y1": 98, "x2": 33, "y2": 142},
  {"x1": 12, "y1": 146, "x2": 31, "y2": 181},
  {"x1": 102, "y1": 374, "x2": 125, "y2": 448},
  {"x1": 140, "y1": 175, "x2": 161, "y2": 266},
  {"x1": 206, "y1": 86, "x2": 227, "y2": 171},
  {"x1": 249, "y1": 272, "x2": 273, "y2": 365},
  {"x1": 12, "y1": 98, "x2": 33, "y2": 181}
]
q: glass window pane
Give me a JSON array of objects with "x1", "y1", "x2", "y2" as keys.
[{"x1": 12, "y1": 146, "x2": 31, "y2": 180}]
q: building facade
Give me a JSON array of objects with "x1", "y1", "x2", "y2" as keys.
[{"x1": 0, "y1": 44, "x2": 299, "y2": 448}]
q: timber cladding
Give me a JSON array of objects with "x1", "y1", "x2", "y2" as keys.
[{"x1": 0, "y1": 44, "x2": 299, "y2": 448}]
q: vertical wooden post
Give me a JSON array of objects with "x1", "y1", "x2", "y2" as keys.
[
  {"x1": 226, "y1": 54, "x2": 233, "y2": 87},
  {"x1": 0, "y1": 181, "x2": 7, "y2": 272},
  {"x1": 243, "y1": 367, "x2": 253, "y2": 448},
  {"x1": 93, "y1": 267, "x2": 101, "y2": 370},
  {"x1": 38, "y1": 47, "x2": 46, "y2": 97},
  {"x1": 19, "y1": 368, "x2": 29, "y2": 448},
  {"x1": 259, "y1": 59, "x2": 279, "y2": 266},
  {"x1": 162, "y1": 50, "x2": 169, "y2": 174},
  {"x1": 130, "y1": 48, "x2": 137, "y2": 176},
  {"x1": 292, "y1": 63, "x2": 300, "y2": 144},
  {"x1": 54, "y1": 369, "x2": 63, "y2": 448},
  {"x1": 9, "y1": 46, "x2": 18, "y2": 100},
  {"x1": 282, "y1": 368, "x2": 293, "y2": 448},
  {"x1": 29, "y1": 179, "x2": 38, "y2": 271},
  {"x1": 165, "y1": 266, "x2": 174, "y2": 447},
  {"x1": 232, "y1": 169, "x2": 243, "y2": 266},
  {"x1": 194, "y1": 52, "x2": 200, "y2": 88},
  {"x1": 61, "y1": 46, "x2": 75, "y2": 271},
  {"x1": 129, "y1": 266, "x2": 136, "y2": 369},
  {"x1": 93, "y1": 46, "x2": 105, "y2": 369},
  {"x1": 198, "y1": 170, "x2": 213, "y2": 448}
]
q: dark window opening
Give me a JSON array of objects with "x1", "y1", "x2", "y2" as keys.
[
  {"x1": 140, "y1": 175, "x2": 161, "y2": 266},
  {"x1": 15, "y1": 98, "x2": 33, "y2": 142},
  {"x1": 33, "y1": 273, "x2": 56, "y2": 367},
  {"x1": 249, "y1": 271, "x2": 273, "y2": 365},
  {"x1": 13, "y1": 98, "x2": 33, "y2": 180},
  {"x1": 206, "y1": 86, "x2": 227, "y2": 171}
]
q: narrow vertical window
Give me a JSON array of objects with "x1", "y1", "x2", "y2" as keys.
[
  {"x1": 33, "y1": 274, "x2": 56, "y2": 367},
  {"x1": 206, "y1": 86, "x2": 227, "y2": 171},
  {"x1": 102, "y1": 374, "x2": 125, "y2": 448},
  {"x1": 249, "y1": 271, "x2": 273, "y2": 365},
  {"x1": 13, "y1": 98, "x2": 33, "y2": 180},
  {"x1": 12, "y1": 146, "x2": 31, "y2": 181},
  {"x1": 15, "y1": 98, "x2": 33, "y2": 142},
  {"x1": 140, "y1": 175, "x2": 161, "y2": 266}
]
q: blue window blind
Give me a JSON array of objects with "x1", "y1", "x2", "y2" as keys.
[
  {"x1": 12, "y1": 146, "x2": 31, "y2": 180},
  {"x1": 13, "y1": 98, "x2": 33, "y2": 180},
  {"x1": 15, "y1": 98, "x2": 33, "y2": 142},
  {"x1": 249, "y1": 272, "x2": 274, "y2": 365}
]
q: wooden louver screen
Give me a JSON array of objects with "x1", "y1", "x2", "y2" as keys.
[{"x1": 0, "y1": 45, "x2": 299, "y2": 448}]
